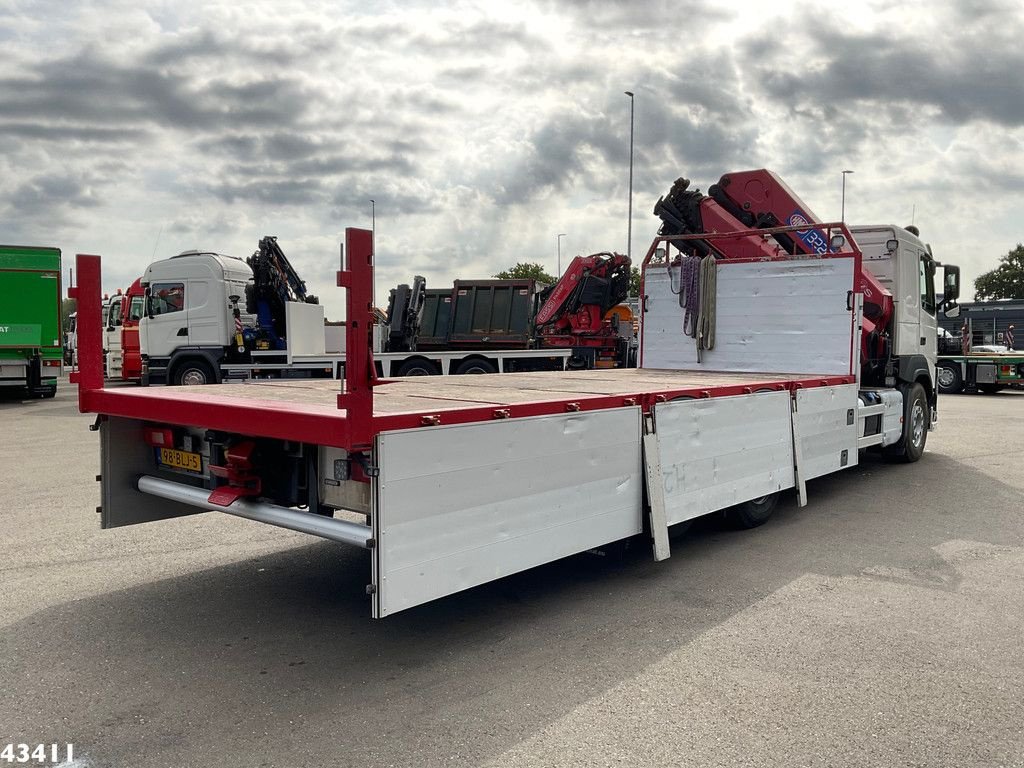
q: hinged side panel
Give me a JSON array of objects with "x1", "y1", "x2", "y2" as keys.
[
  {"x1": 653, "y1": 391, "x2": 795, "y2": 525},
  {"x1": 792, "y1": 384, "x2": 859, "y2": 481},
  {"x1": 642, "y1": 256, "x2": 857, "y2": 375},
  {"x1": 374, "y1": 408, "x2": 644, "y2": 617}
]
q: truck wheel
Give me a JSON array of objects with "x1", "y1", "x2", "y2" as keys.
[
  {"x1": 172, "y1": 359, "x2": 215, "y2": 386},
  {"x1": 397, "y1": 359, "x2": 438, "y2": 377},
  {"x1": 41, "y1": 387, "x2": 57, "y2": 399},
  {"x1": 455, "y1": 358, "x2": 497, "y2": 375},
  {"x1": 936, "y1": 363, "x2": 963, "y2": 394},
  {"x1": 723, "y1": 493, "x2": 779, "y2": 529},
  {"x1": 884, "y1": 382, "x2": 928, "y2": 463},
  {"x1": 978, "y1": 384, "x2": 1005, "y2": 394}
]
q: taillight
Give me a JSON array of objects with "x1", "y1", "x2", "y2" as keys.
[
  {"x1": 43, "y1": 359, "x2": 61, "y2": 367},
  {"x1": 143, "y1": 427, "x2": 175, "y2": 447}
]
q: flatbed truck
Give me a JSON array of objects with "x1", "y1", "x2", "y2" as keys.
[
  {"x1": 0, "y1": 245, "x2": 63, "y2": 398},
  {"x1": 71, "y1": 171, "x2": 960, "y2": 618}
]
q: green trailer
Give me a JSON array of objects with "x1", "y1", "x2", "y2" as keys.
[
  {"x1": 936, "y1": 353, "x2": 1024, "y2": 394},
  {"x1": 0, "y1": 245, "x2": 63, "y2": 398}
]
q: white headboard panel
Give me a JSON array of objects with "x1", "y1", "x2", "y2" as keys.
[{"x1": 640, "y1": 256, "x2": 857, "y2": 376}]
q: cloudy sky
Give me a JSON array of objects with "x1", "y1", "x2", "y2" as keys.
[{"x1": 3, "y1": 0, "x2": 1023, "y2": 318}]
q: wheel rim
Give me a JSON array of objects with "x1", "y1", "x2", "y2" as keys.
[
  {"x1": 181, "y1": 369, "x2": 207, "y2": 385},
  {"x1": 749, "y1": 495, "x2": 769, "y2": 505},
  {"x1": 937, "y1": 367, "x2": 955, "y2": 388},
  {"x1": 911, "y1": 400, "x2": 926, "y2": 448},
  {"x1": 406, "y1": 368, "x2": 429, "y2": 376}
]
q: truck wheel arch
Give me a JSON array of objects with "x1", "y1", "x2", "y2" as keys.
[
  {"x1": 897, "y1": 354, "x2": 934, "y2": 405},
  {"x1": 396, "y1": 357, "x2": 439, "y2": 377},
  {"x1": 454, "y1": 356, "x2": 498, "y2": 375},
  {"x1": 936, "y1": 361, "x2": 964, "y2": 394},
  {"x1": 168, "y1": 349, "x2": 223, "y2": 386},
  {"x1": 884, "y1": 381, "x2": 929, "y2": 463}
]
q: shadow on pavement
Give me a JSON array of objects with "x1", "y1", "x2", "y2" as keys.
[{"x1": 2, "y1": 448, "x2": 1022, "y2": 767}]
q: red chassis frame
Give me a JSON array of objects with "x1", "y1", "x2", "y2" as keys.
[{"x1": 71, "y1": 228, "x2": 855, "y2": 452}]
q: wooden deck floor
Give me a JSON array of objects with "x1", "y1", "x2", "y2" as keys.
[{"x1": 188, "y1": 368, "x2": 822, "y2": 414}]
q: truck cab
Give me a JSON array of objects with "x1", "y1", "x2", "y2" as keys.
[
  {"x1": 65, "y1": 311, "x2": 77, "y2": 366},
  {"x1": 140, "y1": 251, "x2": 253, "y2": 385},
  {"x1": 850, "y1": 226, "x2": 961, "y2": 410},
  {"x1": 105, "y1": 290, "x2": 125, "y2": 379},
  {"x1": 118, "y1": 278, "x2": 145, "y2": 381}
]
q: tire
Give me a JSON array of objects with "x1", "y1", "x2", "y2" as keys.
[
  {"x1": 978, "y1": 384, "x2": 1005, "y2": 394},
  {"x1": 397, "y1": 359, "x2": 438, "y2": 377},
  {"x1": 884, "y1": 382, "x2": 928, "y2": 463},
  {"x1": 171, "y1": 359, "x2": 216, "y2": 386},
  {"x1": 455, "y1": 358, "x2": 497, "y2": 375},
  {"x1": 41, "y1": 387, "x2": 57, "y2": 399},
  {"x1": 936, "y1": 363, "x2": 964, "y2": 394},
  {"x1": 723, "y1": 493, "x2": 779, "y2": 529},
  {"x1": 668, "y1": 519, "x2": 693, "y2": 539}
]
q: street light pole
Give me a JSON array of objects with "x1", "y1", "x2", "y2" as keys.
[
  {"x1": 625, "y1": 91, "x2": 635, "y2": 261},
  {"x1": 841, "y1": 170, "x2": 853, "y2": 222},
  {"x1": 370, "y1": 199, "x2": 376, "y2": 307},
  {"x1": 557, "y1": 233, "x2": 566, "y2": 277}
]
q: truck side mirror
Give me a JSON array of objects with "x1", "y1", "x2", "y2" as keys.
[
  {"x1": 143, "y1": 286, "x2": 153, "y2": 319},
  {"x1": 943, "y1": 264, "x2": 961, "y2": 302},
  {"x1": 938, "y1": 263, "x2": 961, "y2": 317}
]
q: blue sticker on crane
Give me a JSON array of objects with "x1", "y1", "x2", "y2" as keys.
[{"x1": 787, "y1": 210, "x2": 831, "y2": 254}]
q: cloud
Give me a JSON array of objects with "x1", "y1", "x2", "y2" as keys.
[
  {"x1": 3, "y1": 171, "x2": 102, "y2": 221},
  {"x1": 547, "y1": 0, "x2": 730, "y2": 29},
  {"x1": 745, "y1": 3, "x2": 1024, "y2": 129},
  {"x1": 0, "y1": 0, "x2": 1021, "y2": 311}
]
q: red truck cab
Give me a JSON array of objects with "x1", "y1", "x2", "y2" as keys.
[{"x1": 120, "y1": 278, "x2": 145, "y2": 382}]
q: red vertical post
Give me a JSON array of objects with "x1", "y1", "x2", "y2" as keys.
[
  {"x1": 67, "y1": 254, "x2": 104, "y2": 409},
  {"x1": 337, "y1": 228, "x2": 376, "y2": 449}
]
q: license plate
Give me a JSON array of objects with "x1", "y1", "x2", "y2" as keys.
[{"x1": 158, "y1": 447, "x2": 202, "y2": 473}]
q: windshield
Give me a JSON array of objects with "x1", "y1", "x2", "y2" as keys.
[{"x1": 128, "y1": 296, "x2": 145, "y2": 322}]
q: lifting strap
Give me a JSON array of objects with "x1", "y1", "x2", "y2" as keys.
[{"x1": 697, "y1": 255, "x2": 716, "y2": 351}]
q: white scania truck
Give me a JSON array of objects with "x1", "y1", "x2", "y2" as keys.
[{"x1": 140, "y1": 240, "x2": 341, "y2": 386}]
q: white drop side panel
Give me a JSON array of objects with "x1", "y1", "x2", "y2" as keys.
[
  {"x1": 641, "y1": 257, "x2": 856, "y2": 376},
  {"x1": 373, "y1": 408, "x2": 644, "y2": 617},
  {"x1": 324, "y1": 325, "x2": 345, "y2": 353},
  {"x1": 285, "y1": 302, "x2": 327, "y2": 358},
  {"x1": 793, "y1": 384, "x2": 859, "y2": 480},
  {"x1": 652, "y1": 391, "x2": 795, "y2": 525}
]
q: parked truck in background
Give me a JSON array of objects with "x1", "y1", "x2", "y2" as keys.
[
  {"x1": 102, "y1": 290, "x2": 123, "y2": 379},
  {"x1": 139, "y1": 236, "x2": 632, "y2": 385},
  {"x1": 934, "y1": 319, "x2": 1024, "y2": 393},
  {"x1": 382, "y1": 252, "x2": 634, "y2": 376},
  {"x1": 70, "y1": 168, "x2": 962, "y2": 619},
  {"x1": 103, "y1": 278, "x2": 145, "y2": 382},
  {"x1": 65, "y1": 311, "x2": 77, "y2": 366},
  {"x1": 139, "y1": 238, "x2": 341, "y2": 385},
  {"x1": 0, "y1": 245, "x2": 63, "y2": 398}
]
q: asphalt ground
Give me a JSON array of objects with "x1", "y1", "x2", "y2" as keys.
[{"x1": 1, "y1": 380, "x2": 1022, "y2": 768}]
